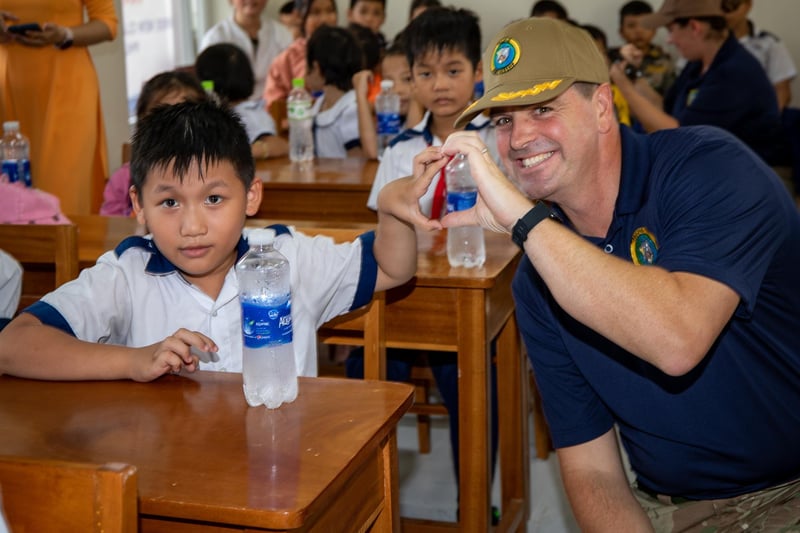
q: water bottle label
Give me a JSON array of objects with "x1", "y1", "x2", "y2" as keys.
[
  {"x1": 288, "y1": 101, "x2": 311, "y2": 121},
  {"x1": 377, "y1": 112, "x2": 401, "y2": 135},
  {"x1": 2, "y1": 160, "x2": 18, "y2": 184},
  {"x1": 446, "y1": 190, "x2": 478, "y2": 213},
  {"x1": 241, "y1": 299, "x2": 293, "y2": 348}
]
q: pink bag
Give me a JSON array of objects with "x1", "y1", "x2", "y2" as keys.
[{"x1": 0, "y1": 179, "x2": 71, "y2": 224}]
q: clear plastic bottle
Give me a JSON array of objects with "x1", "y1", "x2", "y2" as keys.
[
  {"x1": 287, "y1": 78, "x2": 315, "y2": 163},
  {"x1": 445, "y1": 153, "x2": 486, "y2": 268},
  {"x1": 1, "y1": 121, "x2": 32, "y2": 187},
  {"x1": 375, "y1": 79, "x2": 401, "y2": 159},
  {"x1": 236, "y1": 228, "x2": 298, "y2": 408}
]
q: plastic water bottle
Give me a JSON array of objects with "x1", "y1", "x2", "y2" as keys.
[
  {"x1": 1, "y1": 121, "x2": 32, "y2": 187},
  {"x1": 375, "y1": 79, "x2": 401, "y2": 159},
  {"x1": 445, "y1": 154, "x2": 486, "y2": 268},
  {"x1": 287, "y1": 78, "x2": 314, "y2": 163},
  {"x1": 236, "y1": 228, "x2": 298, "y2": 408}
]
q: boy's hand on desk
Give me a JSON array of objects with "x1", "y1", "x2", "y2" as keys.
[{"x1": 132, "y1": 329, "x2": 218, "y2": 382}]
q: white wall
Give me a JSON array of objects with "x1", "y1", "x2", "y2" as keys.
[{"x1": 98, "y1": 0, "x2": 800, "y2": 174}]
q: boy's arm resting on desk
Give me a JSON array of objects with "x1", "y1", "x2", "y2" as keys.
[
  {"x1": 558, "y1": 428, "x2": 654, "y2": 532},
  {"x1": 0, "y1": 313, "x2": 208, "y2": 382}
]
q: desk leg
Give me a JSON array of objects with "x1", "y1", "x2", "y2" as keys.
[
  {"x1": 457, "y1": 289, "x2": 491, "y2": 530},
  {"x1": 362, "y1": 293, "x2": 387, "y2": 381},
  {"x1": 373, "y1": 430, "x2": 401, "y2": 532},
  {"x1": 496, "y1": 312, "x2": 530, "y2": 532}
]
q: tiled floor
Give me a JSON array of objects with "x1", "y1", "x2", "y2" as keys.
[{"x1": 395, "y1": 413, "x2": 580, "y2": 532}]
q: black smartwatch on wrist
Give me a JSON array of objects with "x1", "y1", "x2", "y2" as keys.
[{"x1": 511, "y1": 202, "x2": 554, "y2": 249}]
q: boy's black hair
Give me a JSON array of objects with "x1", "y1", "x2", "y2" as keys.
[
  {"x1": 348, "y1": 22, "x2": 382, "y2": 71},
  {"x1": 408, "y1": 0, "x2": 441, "y2": 19},
  {"x1": 619, "y1": 0, "x2": 652, "y2": 25},
  {"x1": 349, "y1": 0, "x2": 385, "y2": 9},
  {"x1": 130, "y1": 100, "x2": 255, "y2": 199},
  {"x1": 279, "y1": 0, "x2": 296, "y2": 15},
  {"x1": 135, "y1": 71, "x2": 205, "y2": 122},
  {"x1": 404, "y1": 6, "x2": 481, "y2": 69},
  {"x1": 530, "y1": 0, "x2": 568, "y2": 19},
  {"x1": 195, "y1": 43, "x2": 254, "y2": 103},
  {"x1": 306, "y1": 25, "x2": 364, "y2": 91},
  {"x1": 385, "y1": 28, "x2": 407, "y2": 58}
]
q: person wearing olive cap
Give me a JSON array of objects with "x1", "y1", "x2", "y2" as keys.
[
  {"x1": 413, "y1": 16, "x2": 800, "y2": 531},
  {"x1": 609, "y1": 0, "x2": 786, "y2": 167}
]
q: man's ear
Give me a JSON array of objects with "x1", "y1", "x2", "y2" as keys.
[
  {"x1": 130, "y1": 186, "x2": 147, "y2": 226},
  {"x1": 245, "y1": 178, "x2": 263, "y2": 217},
  {"x1": 594, "y1": 83, "x2": 617, "y2": 133}
]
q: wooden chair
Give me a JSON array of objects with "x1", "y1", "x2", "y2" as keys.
[
  {"x1": 0, "y1": 224, "x2": 80, "y2": 311},
  {"x1": 0, "y1": 455, "x2": 138, "y2": 533},
  {"x1": 269, "y1": 99, "x2": 289, "y2": 136}
]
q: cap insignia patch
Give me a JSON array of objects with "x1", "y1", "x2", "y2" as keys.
[{"x1": 492, "y1": 38, "x2": 520, "y2": 75}]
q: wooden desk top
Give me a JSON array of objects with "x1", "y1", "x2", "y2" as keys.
[
  {"x1": 0, "y1": 373, "x2": 413, "y2": 530},
  {"x1": 256, "y1": 157, "x2": 378, "y2": 189}
]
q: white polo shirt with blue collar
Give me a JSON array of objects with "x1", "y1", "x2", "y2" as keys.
[
  {"x1": 367, "y1": 112, "x2": 497, "y2": 215},
  {"x1": 25, "y1": 225, "x2": 378, "y2": 377}
]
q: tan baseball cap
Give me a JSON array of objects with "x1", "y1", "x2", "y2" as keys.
[
  {"x1": 639, "y1": 0, "x2": 725, "y2": 29},
  {"x1": 454, "y1": 18, "x2": 609, "y2": 129}
]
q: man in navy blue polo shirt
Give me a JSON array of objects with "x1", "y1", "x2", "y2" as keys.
[
  {"x1": 610, "y1": 0, "x2": 786, "y2": 167},
  {"x1": 422, "y1": 15, "x2": 800, "y2": 532}
]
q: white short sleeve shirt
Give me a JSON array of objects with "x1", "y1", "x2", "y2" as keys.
[
  {"x1": 0, "y1": 249, "x2": 22, "y2": 318},
  {"x1": 312, "y1": 90, "x2": 361, "y2": 158},
  {"x1": 27, "y1": 227, "x2": 378, "y2": 377},
  {"x1": 740, "y1": 24, "x2": 797, "y2": 85}
]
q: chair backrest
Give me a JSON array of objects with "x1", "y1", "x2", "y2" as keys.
[
  {"x1": 0, "y1": 455, "x2": 138, "y2": 533},
  {"x1": 0, "y1": 224, "x2": 80, "y2": 311}
]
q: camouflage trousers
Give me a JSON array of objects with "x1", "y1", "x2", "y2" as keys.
[{"x1": 633, "y1": 478, "x2": 800, "y2": 532}]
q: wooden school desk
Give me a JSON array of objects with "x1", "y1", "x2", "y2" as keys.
[
  {"x1": 319, "y1": 230, "x2": 530, "y2": 532},
  {"x1": 70, "y1": 215, "x2": 531, "y2": 532},
  {"x1": 0, "y1": 373, "x2": 413, "y2": 532},
  {"x1": 255, "y1": 157, "x2": 378, "y2": 223}
]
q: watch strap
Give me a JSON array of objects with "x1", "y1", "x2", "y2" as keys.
[
  {"x1": 511, "y1": 203, "x2": 553, "y2": 249},
  {"x1": 56, "y1": 27, "x2": 74, "y2": 49}
]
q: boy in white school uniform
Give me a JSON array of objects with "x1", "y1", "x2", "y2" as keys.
[
  {"x1": 366, "y1": 7, "x2": 497, "y2": 217},
  {"x1": 306, "y1": 25, "x2": 364, "y2": 158},
  {"x1": 0, "y1": 100, "x2": 436, "y2": 381}
]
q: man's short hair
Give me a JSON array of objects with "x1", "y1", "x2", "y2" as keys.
[
  {"x1": 130, "y1": 100, "x2": 255, "y2": 197},
  {"x1": 403, "y1": 6, "x2": 481, "y2": 70}
]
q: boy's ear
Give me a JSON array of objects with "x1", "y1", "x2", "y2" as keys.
[
  {"x1": 130, "y1": 186, "x2": 147, "y2": 226},
  {"x1": 474, "y1": 60, "x2": 483, "y2": 83},
  {"x1": 245, "y1": 178, "x2": 263, "y2": 217}
]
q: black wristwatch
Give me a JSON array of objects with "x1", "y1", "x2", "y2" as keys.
[{"x1": 511, "y1": 203, "x2": 554, "y2": 249}]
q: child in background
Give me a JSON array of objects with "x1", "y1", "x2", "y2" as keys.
[
  {"x1": 264, "y1": 0, "x2": 338, "y2": 108},
  {"x1": 305, "y1": 25, "x2": 364, "y2": 158},
  {"x1": 0, "y1": 99, "x2": 432, "y2": 381},
  {"x1": 195, "y1": 43, "x2": 288, "y2": 160},
  {"x1": 278, "y1": 0, "x2": 302, "y2": 40},
  {"x1": 722, "y1": 0, "x2": 797, "y2": 110},
  {"x1": 347, "y1": 0, "x2": 387, "y2": 51},
  {"x1": 354, "y1": 31, "x2": 424, "y2": 159},
  {"x1": 348, "y1": 22, "x2": 383, "y2": 104},
  {"x1": 199, "y1": 0, "x2": 293, "y2": 100},
  {"x1": 530, "y1": 0, "x2": 568, "y2": 20},
  {"x1": 100, "y1": 71, "x2": 206, "y2": 216},
  {"x1": 582, "y1": 24, "x2": 632, "y2": 126},
  {"x1": 608, "y1": 0, "x2": 676, "y2": 98},
  {"x1": 358, "y1": 7, "x2": 499, "y2": 511}
]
